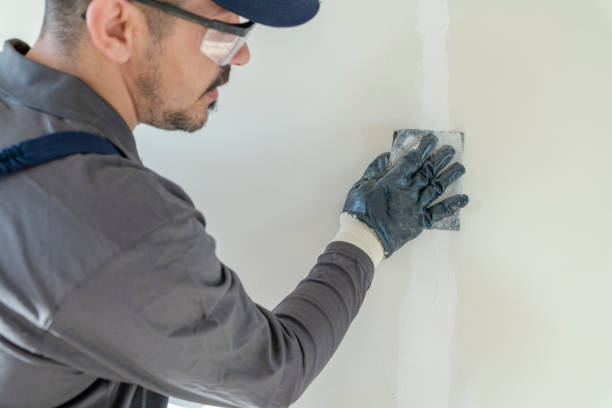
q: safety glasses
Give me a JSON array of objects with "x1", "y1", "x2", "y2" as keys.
[{"x1": 83, "y1": 0, "x2": 255, "y2": 66}]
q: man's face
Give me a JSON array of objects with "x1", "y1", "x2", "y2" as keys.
[{"x1": 130, "y1": 0, "x2": 250, "y2": 132}]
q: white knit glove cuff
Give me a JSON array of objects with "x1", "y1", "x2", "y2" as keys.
[{"x1": 332, "y1": 213, "x2": 384, "y2": 268}]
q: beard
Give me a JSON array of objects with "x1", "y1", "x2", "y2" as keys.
[{"x1": 135, "y1": 57, "x2": 230, "y2": 133}]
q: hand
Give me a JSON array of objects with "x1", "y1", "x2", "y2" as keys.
[{"x1": 342, "y1": 134, "x2": 469, "y2": 259}]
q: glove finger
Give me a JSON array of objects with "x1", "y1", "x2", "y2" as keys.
[
  {"x1": 408, "y1": 145, "x2": 457, "y2": 192},
  {"x1": 425, "y1": 194, "x2": 469, "y2": 226},
  {"x1": 418, "y1": 162, "x2": 466, "y2": 208},
  {"x1": 431, "y1": 145, "x2": 456, "y2": 175},
  {"x1": 360, "y1": 152, "x2": 391, "y2": 182},
  {"x1": 383, "y1": 133, "x2": 438, "y2": 184}
]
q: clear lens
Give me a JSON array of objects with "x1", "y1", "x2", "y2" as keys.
[{"x1": 200, "y1": 28, "x2": 250, "y2": 66}]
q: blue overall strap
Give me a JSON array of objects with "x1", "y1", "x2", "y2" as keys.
[{"x1": 0, "y1": 131, "x2": 124, "y2": 178}]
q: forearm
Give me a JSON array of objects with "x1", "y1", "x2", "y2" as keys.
[{"x1": 271, "y1": 241, "x2": 375, "y2": 406}]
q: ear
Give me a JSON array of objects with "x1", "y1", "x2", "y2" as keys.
[{"x1": 85, "y1": 0, "x2": 144, "y2": 64}]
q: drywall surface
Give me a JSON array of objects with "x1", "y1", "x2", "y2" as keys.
[
  {"x1": 447, "y1": 0, "x2": 612, "y2": 407},
  {"x1": 2, "y1": 0, "x2": 612, "y2": 407}
]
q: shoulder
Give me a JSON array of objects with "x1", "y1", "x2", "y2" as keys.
[
  {"x1": 50, "y1": 152, "x2": 206, "y2": 250},
  {"x1": 0, "y1": 148, "x2": 210, "y2": 329}
]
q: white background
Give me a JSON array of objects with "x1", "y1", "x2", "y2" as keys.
[{"x1": 2, "y1": 0, "x2": 612, "y2": 407}]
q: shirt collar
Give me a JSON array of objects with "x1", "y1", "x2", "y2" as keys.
[{"x1": 0, "y1": 39, "x2": 142, "y2": 164}]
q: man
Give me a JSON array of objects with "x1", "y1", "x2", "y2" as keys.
[{"x1": 0, "y1": 0, "x2": 468, "y2": 407}]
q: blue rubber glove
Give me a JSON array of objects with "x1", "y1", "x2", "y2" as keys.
[{"x1": 342, "y1": 134, "x2": 469, "y2": 259}]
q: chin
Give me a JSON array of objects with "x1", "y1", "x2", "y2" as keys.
[{"x1": 152, "y1": 109, "x2": 208, "y2": 133}]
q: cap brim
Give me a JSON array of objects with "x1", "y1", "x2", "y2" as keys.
[{"x1": 211, "y1": 0, "x2": 320, "y2": 27}]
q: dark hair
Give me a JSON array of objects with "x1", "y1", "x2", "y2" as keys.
[{"x1": 43, "y1": 0, "x2": 185, "y2": 54}]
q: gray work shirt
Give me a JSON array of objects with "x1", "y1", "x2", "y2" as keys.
[{"x1": 0, "y1": 39, "x2": 374, "y2": 408}]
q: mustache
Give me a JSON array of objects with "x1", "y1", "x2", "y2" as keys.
[{"x1": 203, "y1": 66, "x2": 231, "y2": 96}]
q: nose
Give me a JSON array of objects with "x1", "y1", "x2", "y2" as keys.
[{"x1": 229, "y1": 44, "x2": 250, "y2": 66}]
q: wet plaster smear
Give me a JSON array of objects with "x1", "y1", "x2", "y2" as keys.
[{"x1": 396, "y1": 0, "x2": 457, "y2": 407}]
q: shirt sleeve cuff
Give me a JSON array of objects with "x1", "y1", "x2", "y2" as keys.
[{"x1": 331, "y1": 213, "x2": 384, "y2": 268}]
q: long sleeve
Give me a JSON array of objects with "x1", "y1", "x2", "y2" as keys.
[{"x1": 40, "y1": 212, "x2": 375, "y2": 408}]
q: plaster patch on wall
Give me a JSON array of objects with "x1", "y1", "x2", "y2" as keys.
[
  {"x1": 417, "y1": 0, "x2": 451, "y2": 130},
  {"x1": 396, "y1": 0, "x2": 458, "y2": 407}
]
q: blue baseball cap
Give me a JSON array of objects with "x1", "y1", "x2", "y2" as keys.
[{"x1": 211, "y1": 0, "x2": 320, "y2": 27}]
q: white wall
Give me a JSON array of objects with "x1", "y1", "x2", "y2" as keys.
[
  {"x1": 448, "y1": 1, "x2": 612, "y2": 406},
  {"x1": 2, "y1": 0, "x2": 611, "y2": 407}
]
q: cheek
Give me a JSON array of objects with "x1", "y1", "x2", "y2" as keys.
[
  {"x1": 157, "y1": 60, "x2": 207, "y2": 105},
  {"x1": 163, "y1": 36, "x2": 221, "y2": 101},
  {"x1": 183, "y1": 28, "x2": 219, "y2": 76}
]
